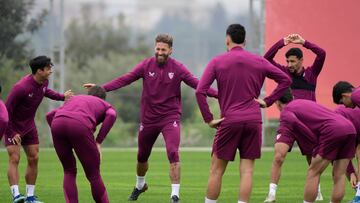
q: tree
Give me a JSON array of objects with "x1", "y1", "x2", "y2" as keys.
[
  {"x1": 65, "y1": 2, "x2": 151, "y2": 124},
  {"x1": 65, "y1": 2, "x2": 149, "y2": 70},
  {"x1": 0, "y1": 0, "x2": 48, "y2": 98},
  {"x1": 0, "y1": 0, "x2": 47, "y2": 64}
]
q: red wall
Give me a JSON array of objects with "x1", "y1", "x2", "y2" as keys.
[{"x1": 265, "y1": 0, "x2": 360, "y2": 118}]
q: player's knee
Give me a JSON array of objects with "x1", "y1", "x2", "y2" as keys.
[
  {"x1": 307, "y1": 166, "x2": 322, "y2": 177},
  {"x1": 84, "y1": 170, "x2": 101, "y2": 181},
  {"x1": 27, "y1": 154, "x2": 39, "y2": 166},
  {"x1": 210, "y1": 164, "x2": 226, "y2": 177},
  {"x1": 9, "y1": 153, "x2": 20, "y2": 165},
  {"x1": 332, "y1": 171, "x2": 345, "y2": 182},
  {"x1": 137, "y1": 153, "x2": 149, "y2": 163},
  {"x1": 209, "y1": 167, "x2": 224, "y2": 177},
  {"x1": 168, "y1": 151, "x2": 179, "y2": 163},
  {"x1": 64, "y1": 167, "x2": 77, "y2": 175},
  {"x1": 27, "y1": 154, "x2": 39, "y2": 165},
  {"x1": 240, "y1": 166, "x2": 254, "y2": 175},
  {"x1": 274, "y1": 153, "x2": 285, "y2": 165}
]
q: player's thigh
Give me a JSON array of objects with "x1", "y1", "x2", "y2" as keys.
[{"x1": 162, "y1": 121, "x2": 180, "y2": 152}]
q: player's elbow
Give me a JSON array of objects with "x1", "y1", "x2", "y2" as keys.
[
  {"x1": 195, "y1": 89, "x2": 205, "y2": 97},
  {"x1": 263, "y1": 53, "x2": 271, "y2": 60},
  {"x1": 45, "y1": 112, "x2": 55, "y2": 126},
  {"x1": 106, "y1": 108, "x2": 117, "y2": 121},
  {"x1": 319, "y1": 49, "x2": 326, "y2": 59},
  {"x1": 282, "y1": 75, "x2": 292, "y2": 87}
]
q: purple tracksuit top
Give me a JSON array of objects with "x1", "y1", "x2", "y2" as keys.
[
  {"x1": 46, "y1": 95, "x2": 117, "y2": 144},
  {"x1": 264, "y1": 39, "x2": 326, "y2": 101},
  {"x1": 278, "y1": 100, "x2": 356, "y2": 155},
  {"x1": 196, "y1": 46, "x2": 291, "y2": 123},
  {"x1": 102, "y1": 57, "x2": 218, "y2": 124},
  {"x1": 6, "y1": 74, "x2": 64, "y2": 135}
]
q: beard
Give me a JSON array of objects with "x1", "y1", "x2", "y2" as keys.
[{"x1": 155, "y1": 53, "x2": 169, "y2": 65}]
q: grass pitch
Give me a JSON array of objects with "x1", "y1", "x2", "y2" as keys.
[{"x1": 0, "y1": 148, "x2": 355, "y2": 202}]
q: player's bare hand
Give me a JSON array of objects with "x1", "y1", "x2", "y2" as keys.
[
  {"x1": 96, "y1": 142, "x2": 102, "y2": 162},
  {"x1": 11, "y1": 134, "x2": 22, "y2": 145},
  {"x1": 208, "y1": 118, "x2": 225, "y2": 129},
  {"x1": 283, "y1": 35, "x2": 292, "y2": 46},
  {"x1": 254, "y1": 98, "x2": 267, "y2": 108},
  {"x1": 64, "y1": 89, "x2": 74, "y2": 101},
  {"x1": 289, "y1": 34, "x2": 305, "y2": 45},
  {"x1": 83, "y1": 83, "x2": 96, "y2": 89},
  {"x1": 350, "y1": 173, "x2": 357, "y2": 188}
]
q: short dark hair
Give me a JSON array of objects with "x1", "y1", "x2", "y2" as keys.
[
  {"x1": 285, "y1": 48, "x2": 303, "y2": 59},
  {"x1": 29, "y1": 56, "x2": 53, "y2": 74},
  {"x1": 155, "y1": 34, "x2": 173, "y2": 47},
  {"x1": 332, "y1": 81, "x2": 354, "y2": 104},
  {"x1": 226, "y1": 24, "x2": 246, "y2": 44},
  {"x1": 278, "y1": 88, "x2": 293, "y2": 104},
  {"x1": 88, "y1": 86, "x2": 106, "y2": 100}
]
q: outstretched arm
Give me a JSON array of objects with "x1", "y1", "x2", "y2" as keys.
[
  {"x1": 181, "y1": 65, "x2": 218, "y2": 98},
  {"x1": 101, "y1": 63, "x2": 144, "y2": 92},
  {"x1": 85, "y1": 62, "x2": 145, "y2": 91},
  {"x1": 45, "y1": 88, "x2": 74, "y2": 101}
]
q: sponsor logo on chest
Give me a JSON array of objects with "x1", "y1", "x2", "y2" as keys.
[
  {"x1": 149, "y1": 72, "x2": 155, "y2": 77},
  {"x1": 168, "y1": 72, "x2": 174, "y2": 79}
]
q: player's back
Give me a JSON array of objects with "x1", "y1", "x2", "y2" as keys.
[
  {"x1": 214, "y1": 47, "x2": 272, "y2": 123},
  {"x1": 335, "y1": 105, "x2": 360, "y2": 135},
  {"x1": 285, "y1": 99, "x2": 355, "y2": 137},
  {"x1": 54, "y1": 95, "x2": 112, "y2": 131}
]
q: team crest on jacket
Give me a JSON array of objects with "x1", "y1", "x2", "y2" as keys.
[
  {"x1": 173, "y1": 121, "x2": 178, "y2": 127},
  {"x1": 149, "y1": 72, "x2": 155, "y2": 77},
  {"x1": 276, "y1": 134, "x2": 281, "y2": 140},
  {"x1": 168, "y1": 72, "x2": 174, "y2": 79}
]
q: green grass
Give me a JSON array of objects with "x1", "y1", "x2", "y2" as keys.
[{"x1": 0, "y1": 149, "x2": 355, "y2": 202}]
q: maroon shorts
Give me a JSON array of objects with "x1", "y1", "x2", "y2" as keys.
[
  {"x1": 275, "y1": 133, "x2": 312, "y2": 156},
  {"x1": 212, "y1": 122, "x2": 262, "y2": 161},
  {"x1": 314, "y1": 134, "x2": 355, "y2": 160},
  {"x1": 4, "y1": 127, "x2": 39, "y2": 146},
  {"x1": 137, "y1": 120, "x2": 180, "y2": 163},
  {"x1": 275, "y1": 133, "x2": 294, "y2": 147}
]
